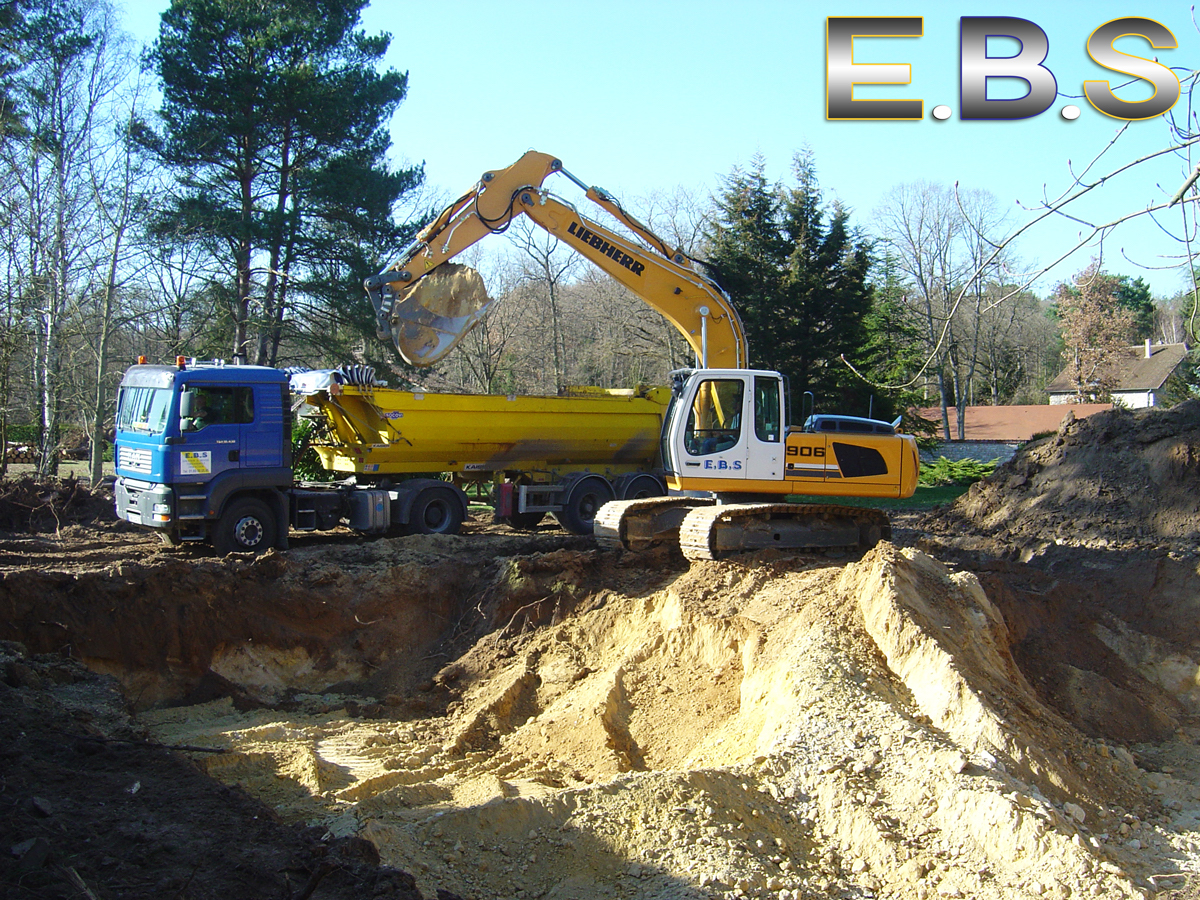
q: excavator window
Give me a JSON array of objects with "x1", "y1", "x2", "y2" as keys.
[
  {"x1": 684, "y1": 379, "x2": 744, "y2": 456},
  {"x1": 754, "y1": 377, "x2": 780, "y2": 443}
]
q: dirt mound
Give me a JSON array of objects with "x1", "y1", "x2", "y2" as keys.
[
  {"x1": 7, "y1": 419, "x2": 1200, "y2": 900},
  {"x1": 927, "y1": 400, "x2": 1200, "y2": 556},
  {"x1": 0, "y1": 476, "x2": 116, "y2": 533},
  {"x1": 5, "y1": 525, "x2": 1196, "y2": 899},
  {"x1": 127, "y1": 540, "x2": 1200, "y2": 900}
]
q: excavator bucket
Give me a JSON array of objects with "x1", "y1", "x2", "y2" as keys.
[{"x1": 387, "y1": 264, "x2": 494, "y2": 366}]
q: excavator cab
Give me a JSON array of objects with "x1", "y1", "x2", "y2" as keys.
[
  {"x1": 684, "y1": 379, "x2": 743, "y2": 456},
  {"x1": 662, "y1": 369, "x2": 788, "y2": 489}
]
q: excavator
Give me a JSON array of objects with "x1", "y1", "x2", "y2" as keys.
[{"x1": 364, "y1": 151, "x2": 919, "y2": 559}]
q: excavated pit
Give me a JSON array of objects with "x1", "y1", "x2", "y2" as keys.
[{"x1": 3, "y1": 524, "x2": 1200, "y2": 900}]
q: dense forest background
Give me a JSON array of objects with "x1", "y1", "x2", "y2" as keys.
[{"x1": 3, "y1": 0, "x2": 1199, "y2": 483}]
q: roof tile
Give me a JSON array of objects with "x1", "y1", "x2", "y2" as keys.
[{"x1": 914, "y1": 404, "x2": 1111, "y2": 441}]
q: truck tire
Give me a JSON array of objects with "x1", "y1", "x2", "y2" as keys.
[
  {"x1": 158, "y1": 529, "x2": 183, "y2": 547},
  {"x1": 212, "y1": 497, "x2": 277, "y2": 555},
  {"x1": 555, "y1": 475, "x2": 614, "y2": 536},
  {"x1": 619, "y1": 473, "x2": 665, "y2": 500},
  {"x1": 504, "y1": 510, "x2": 545, "y2": 530},
  {"x1": 411, "y1": 487, "x2": 464, "y2": 535}
]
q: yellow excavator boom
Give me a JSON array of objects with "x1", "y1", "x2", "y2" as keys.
[{"x1": 364, "y1": 151, "x2": 748, "y2": 370}]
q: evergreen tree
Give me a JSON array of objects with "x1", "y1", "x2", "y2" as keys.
[
  {"x1": 0, "y1": 0, "x2": 26, "y2": 139},
  {"x1": 138, "y1": 0, "x2": 423, "y2": 366},
  {"x1": 1115, "y1": 274, "x2": 1155, "y2": 340},
  {"x1": 859, "y1": 253, "x2": 927, "y2": 424},
  {"x1": 705, "y1": 151, "x2": 877, "y2": 415}
]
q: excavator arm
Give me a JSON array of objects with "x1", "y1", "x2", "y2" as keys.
[{"x1": 364, "y1": 151, "x2": 748, "y2": 370}]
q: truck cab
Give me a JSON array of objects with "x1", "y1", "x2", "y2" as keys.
[{"x1": 114, "y1": 362, "x2": 293, "y2": 550}]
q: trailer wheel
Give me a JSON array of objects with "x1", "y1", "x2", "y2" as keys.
[
  {"x1": 212, "y1": 498, "x2": 277, "y2": 555},
  {"x1": 504, "y1": 510, "x2": 545, "y2": 530},
  {"x1": 556, "y1": 475, "x2": 615, "y2": 535},
  {"x1": 619, "y1": 473, "x2": 665, "y2": 501},
  {"x1": 411, "y1": 487, "x2": 464, "y2": 535}
]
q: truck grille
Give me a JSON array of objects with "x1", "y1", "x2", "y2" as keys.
[{"x1": 118, "y1": 446, "x2": 152, "y2": 473}]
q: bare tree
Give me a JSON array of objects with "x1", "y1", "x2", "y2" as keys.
[
  {"x1": 875, "y1": 181, "x2": 969, "y2": 437},
  {"x1": 0, "y1": 166, "x2": 34, "y2": 475},
  {"x1": 0, "y1": 0, "x2": 132, "y2": 477},
  {"x1": 636, "y1": 185, "x2": 712, "y2": 371},
  {"x1": 80, "y1": 69, "x2": 155, "y2": 483},
  {"x1": 1055, "y1": 262, "x2": 1137, "y2": 402},
  {"x1": 508, "y1": 220, "x2": 580, "y2": 393},
  {"x1": 429, "y1": 245, "x2": 527, "y2": 394},
  {"x1": 875, "y1": 182, "x2": 1022, "y2": 433}
]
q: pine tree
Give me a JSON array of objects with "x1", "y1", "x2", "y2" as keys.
[
  {"x1": 859, "y1": 253, "x2": 926, "y2": 423},
  {"x1": 138, "y1": 0, "x2": 422, "y2": 366},
  {"x1": 0, "y1": 0, "x2": 26, "y2": 139},
  {"x1": 705, "y1": 151, "x2": 877, "y2": 415},
  {"x1": 1115, "y1": 275, "x2": 1155, "y2": 341}
]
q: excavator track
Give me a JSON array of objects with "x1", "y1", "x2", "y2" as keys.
[
  {"x1": 678, "y1": 503, "x2": 891, "y2": 561},
  {"x1": 594, "y1": 496, "x2": 716, "y2": 551}
]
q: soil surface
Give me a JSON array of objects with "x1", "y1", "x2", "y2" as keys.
[{"x1": 3, "y1": 401, "x2": 1200, "y2": 899}]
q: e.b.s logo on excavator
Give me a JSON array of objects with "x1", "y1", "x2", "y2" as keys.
[
  {"x1": 703, "y1": 459, "x2": 743, "y2": 470},
  {"x1": 566, "y1": 222, "x2": 646, "y2": 276}
]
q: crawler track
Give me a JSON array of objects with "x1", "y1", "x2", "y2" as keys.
[
  {"x1": 678, "y1": 502, "x2": 891, "y2": 560},
  {"x1": 593, "y1": 496, "x2": 714, "y2": 551}
]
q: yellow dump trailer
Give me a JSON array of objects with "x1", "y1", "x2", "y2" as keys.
[
  {"x1": 298, "y1": 380, "x2": 673, "y2": 534},
  {"x1": 305, "y1": 384, "x2": 669, "y2": 475}
]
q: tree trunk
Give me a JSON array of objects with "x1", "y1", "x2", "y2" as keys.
[
  {"x1": 233, "y1": 156, "x2": 255, "y2": 363},
  {"x1": 937, "y1": 369, "x2": 951, "y2": 441},
  {"x1": 91, "y1": 221, "x2": 125, "y2": 485}
]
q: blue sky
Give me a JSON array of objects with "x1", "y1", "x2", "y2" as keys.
[{"x1": 117, "y1": 1, "x2": 1200, "y2": 298}]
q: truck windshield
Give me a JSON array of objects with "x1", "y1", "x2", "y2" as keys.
[{"x1": 117, "y1": 386, "x2": 172, "y2": 435}]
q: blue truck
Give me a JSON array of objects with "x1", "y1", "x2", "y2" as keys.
[{"x1": 113, "y1": 359, "x2": 468, "y2": 553}]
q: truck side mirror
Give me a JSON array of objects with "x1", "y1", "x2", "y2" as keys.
[{"x1": 180, "y1": 390, "x2": 195, "y2": 418}]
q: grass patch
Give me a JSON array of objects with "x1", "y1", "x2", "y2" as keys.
[
  {"x1": 918, "y1": 456, "x2": 998, "y2": 487},
  {"x1": 786, "y1": 484, "x2": 971, "y2": 510}
]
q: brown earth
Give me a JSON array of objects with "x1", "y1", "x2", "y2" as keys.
[{"x1": 3, "y1": 400, "x2": 1200, "y2": 899}]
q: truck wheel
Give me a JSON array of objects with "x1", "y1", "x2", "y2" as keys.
[
  {"x1": 556, "y1": 476, "x2": 614, "y2": 535},
  {"x1": 504, "y1": 510, "x2": 545, "y2": 530},
  {"x1": 620, "y1": 473, "x2": 665, "y2": 500},
  {"x1": 158, "y1": 529, "x2": 183, "y2": 547},
  {"x1": 411, "y1": 487, "x2": 464, "y2": 535},
  {"x1": 212, "y1": 498, "x2": 277, "y2": 555}
]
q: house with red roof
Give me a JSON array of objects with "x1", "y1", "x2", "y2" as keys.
[{"x1": 914, "y1": 403, "x2": 1111, "y2": 462}]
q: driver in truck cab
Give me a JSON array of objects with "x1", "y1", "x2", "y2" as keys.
[{"x1": 182, "y1": 388, "x2": 234, "y2": 431}]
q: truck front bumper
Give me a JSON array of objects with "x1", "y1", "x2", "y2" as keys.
[{"x1": 115, "y1": 477, "x2": 174, "y2": 529}]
